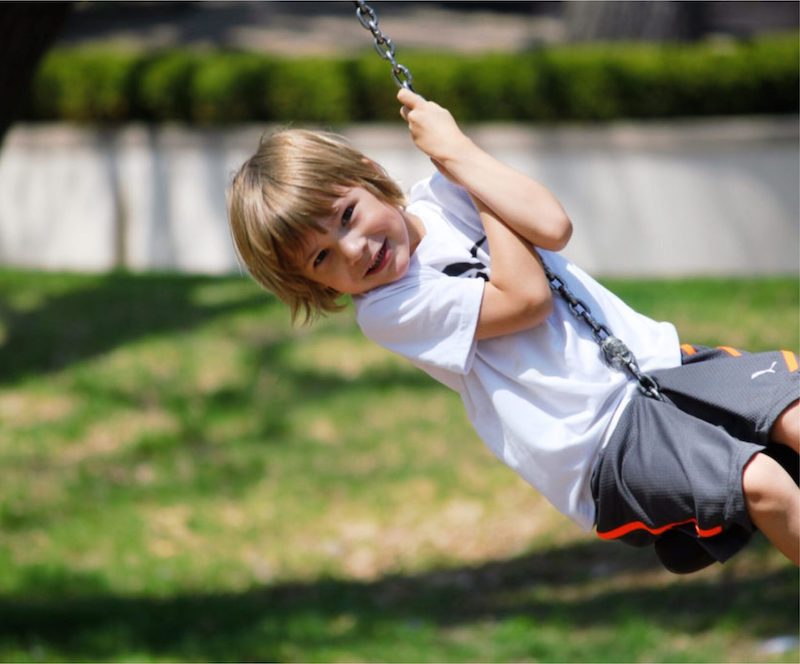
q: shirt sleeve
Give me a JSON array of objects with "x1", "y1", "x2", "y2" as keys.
[
  {"x1": 411, "y1": 173, "x2": 485, "y2": 238},
  {"x1": 355, "y1": 265, "x2": 484, "y2": 376}
]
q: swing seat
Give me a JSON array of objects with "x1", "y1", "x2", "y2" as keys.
[
  {"x1": 654, "y1": 526, "x2": 749, "y2": 574},
  {"x1": 654, "y1": 531, "x2": 715, "y2": 574}
]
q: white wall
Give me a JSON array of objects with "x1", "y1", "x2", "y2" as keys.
[{"x1": 1, "y1": 117, "x2": 797, "y2": 276}]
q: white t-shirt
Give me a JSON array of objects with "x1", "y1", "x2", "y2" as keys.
[{"x1": 354, "y1": 174, "x2": 681, "y2": 529}]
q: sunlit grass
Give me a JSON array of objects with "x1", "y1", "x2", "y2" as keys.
[{"x1": 0, "y1": 269, "x2": 797, "y2": 662}]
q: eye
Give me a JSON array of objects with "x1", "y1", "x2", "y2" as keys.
[
  {"x1": 313, "y1": 249, "x2": 329, "y2": 268},
  {"x1": 341, "y1": 205, "x2": 354, "y2": 226}
]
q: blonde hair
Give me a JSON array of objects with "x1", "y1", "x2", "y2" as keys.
[{"x1": 227, "y1": 129, "x2": 406, "y2": 324}]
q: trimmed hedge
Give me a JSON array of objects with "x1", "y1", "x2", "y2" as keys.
[{"x1": 27, "y1": 33, "x2": 799, "y2": 124}]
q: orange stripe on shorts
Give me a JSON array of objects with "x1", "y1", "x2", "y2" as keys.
[
  {"x1": 680, "y1": 343, "x2": 697, "y2": 356},
  {"x1": 782, "y1": 350, "x2": 799, "y2": 372},
  {"x1": 716, "y1": 345, "x2": 742, "y2": 357},
  {"x1": 597, "y1": 517, "x2": 723, "y2": 541}
]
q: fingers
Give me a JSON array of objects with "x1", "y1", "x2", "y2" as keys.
[
  {"x1": 397, "y1": 87, "x2": 424, "y2": 121},
  {"x1": 397, "y1": 87, "x2": 421, "y2": 107}
]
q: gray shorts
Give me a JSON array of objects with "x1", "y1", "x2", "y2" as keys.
[{"x1": 591, "y1": 345, "x2": 799, "y2": 571}]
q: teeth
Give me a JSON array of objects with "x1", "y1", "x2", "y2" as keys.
[{"x1": 368, "y1": 243, "x2": 385, "y2": 274}]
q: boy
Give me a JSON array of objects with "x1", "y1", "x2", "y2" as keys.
[{"x1": 228, "y1": 88, "x2": 799, "y2": 573}]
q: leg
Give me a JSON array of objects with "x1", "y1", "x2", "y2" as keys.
[
  {"x1": 770, "y1": 400, "x2": 799, "y2": 453},
  {"x1": 742, "y1": 452, "x2": 800, "y2": 564}
]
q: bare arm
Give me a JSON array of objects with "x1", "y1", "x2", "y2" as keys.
[
  {"x1": 398, "y1": 88, "x2": 572, "y2": 251},
  {"x1": 398, "y1": 89, "x2": 565, "y2": 338},
  {"x1": 472, "y1": 196, "x2": 554, "y2": 339}
]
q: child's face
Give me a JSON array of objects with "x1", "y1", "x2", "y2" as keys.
[{"x1": 293, "y1": 186, "x2": 424, "y2": 295}]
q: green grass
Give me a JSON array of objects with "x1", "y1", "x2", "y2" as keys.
[{"x1": 0, "y1": 269, "x2": 797, "y2": 663}]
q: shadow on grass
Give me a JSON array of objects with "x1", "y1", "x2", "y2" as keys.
[
  {"x1": 0, "y1": 271, "x2": 270, "y2": 386},
  {"x1": 0, "y1": 271, "x2": 446, "y2": 533},
  {"x1": 3, "y1": 538, "x2": 797, "y2": 662}
]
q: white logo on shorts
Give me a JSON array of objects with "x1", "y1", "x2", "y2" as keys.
[{"x1": 751, "y1": 361, "x2": 777, "y2": 380}]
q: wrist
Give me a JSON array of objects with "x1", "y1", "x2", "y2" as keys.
[{"x1": 436, "y1": 137, "x2": 481, "y2": 175}]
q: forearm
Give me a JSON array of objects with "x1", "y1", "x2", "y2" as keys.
[
  {"x1": 472, "y1": 196, "x2": 552, "y2": 339},
  {"x1": 398, "y1": 88, "x2": 571, "y2": 251},
  {"x1": 440, "y1": 140, "x2": 572, "y2": 251}
]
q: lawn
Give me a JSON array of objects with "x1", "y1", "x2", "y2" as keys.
[{"x1": 0, "y1": 270, "x2": 797, "y2": 662}]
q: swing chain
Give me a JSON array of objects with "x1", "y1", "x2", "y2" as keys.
[
  {"x1": 542, "y1": 263, "x2": 664, "y2": 401},
  {"x1": 351, "y1": 1, "x2": 662, "y2": 402},
  {"x1": 353, "y1": 0, "x2": 415, "y2": 91}
]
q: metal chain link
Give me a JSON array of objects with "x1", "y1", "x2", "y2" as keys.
[
  {"x1": 353, "y1": 0, "x2": 415, "y2": 91},
  {"x1": 542, "y1": 262, "x2": 663, "y2": 400},
  {"x1": 352, "y1": 0, "x2": 662, "y2": 401}
]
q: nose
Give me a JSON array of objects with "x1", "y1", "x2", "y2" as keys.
[{"x1": 339, "y1": 229, "x2": 366, "y2": 266}]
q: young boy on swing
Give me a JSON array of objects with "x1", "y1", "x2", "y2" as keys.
[{"x1": 228, "y1": 88, "x2": 799, "y2": 573}]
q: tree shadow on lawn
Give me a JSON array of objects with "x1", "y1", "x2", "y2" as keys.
[
  {"x1": 3, "y1": 538, "x2": 797, "y2": 662},
  {"x1": 0, "y1": 307, "x2": 445, "y2": 528},
  {"x1": 0, "y1": 271, "x2": 270, "y2": 386}
]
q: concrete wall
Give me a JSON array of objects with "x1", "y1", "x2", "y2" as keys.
[{"x1": 0, "y1": 117, "x2": 797, "y2": 276}]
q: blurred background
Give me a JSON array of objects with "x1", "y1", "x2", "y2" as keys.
[
  {"x1": 0, "y1": 0, "x2": 798, "y2": 275},
  {"x1": 0, "y1": 2, "x2": 798, "y2": 662},
  {"x1": 44, "y1": 1, "x2": 800, "y2": 51}
]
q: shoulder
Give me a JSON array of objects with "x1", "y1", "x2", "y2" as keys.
[
  {"x1": 409, "y1": 173, "x2": 482, "y2": 237},
  {"x1": 410, "y1": 172, "x2": 473, "y2": 208},
  {"x1": 356, "y1": 263, "x2": 475, "y2": 327},
  {"x1": 354, "y1": 264, "x2": 484, "y2": 374}
]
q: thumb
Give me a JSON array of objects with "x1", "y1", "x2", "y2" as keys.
[{"x1": 397, "y1": 87, "x2": 422, "y2": 108}]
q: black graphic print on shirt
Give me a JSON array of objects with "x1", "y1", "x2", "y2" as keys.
[{"x1": 442, "y1": 236, "x2": 489, "y2": 281}]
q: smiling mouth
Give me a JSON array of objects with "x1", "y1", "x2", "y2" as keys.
[{"x1": 365, "y1": 240, "x2": 388, "y2": 277}]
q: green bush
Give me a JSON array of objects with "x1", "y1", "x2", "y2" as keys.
[
  {"x1": 746, "y1": 34, "x2": 800, "y2": 113},
  {"x1": 191, "y1": 52, "x2": 271, "y2": 124},
  {"x1": 264, "y1": 57, "x2": 353, "y2": 124},
  {"x1": 32, "y1": 49, "x2": 140, "y2": 122},
  {"x1": 28, "y1": 33, "x2": 799, "y2": 124},
  {"x1": 135, "y1": 50, "x2": 201, "y2": 122}
]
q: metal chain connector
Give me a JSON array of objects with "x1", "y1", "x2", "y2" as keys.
[
  {"x1": 542, "y1": 262, "x2": 664, "y2": 401},
  {"x1": 353, "y1": 0, "x2": 416, "y2": 91}
]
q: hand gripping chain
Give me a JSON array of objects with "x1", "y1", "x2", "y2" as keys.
[{"x1": 352, "y1": 0, "x2": 663, "y2": 401}]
